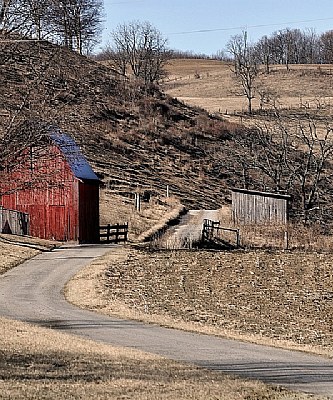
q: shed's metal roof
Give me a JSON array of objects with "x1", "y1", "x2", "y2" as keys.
[
  {"x1": 50, "y1": 130, "x2": 99, "y2": 182},
  {"x1": 230, "y1": 187, "x2": 291, "y2": 200}
]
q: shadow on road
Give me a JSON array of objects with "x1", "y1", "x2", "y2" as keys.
[{"x1": 200, "y1": 360, "x2": 333, "y2": 384}]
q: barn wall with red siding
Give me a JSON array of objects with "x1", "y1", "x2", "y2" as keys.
[
  {"x1": 0, "y1": 134, "x2": 100, "y2": 243},
  {"x1": 1, "y1": 146, "x2": 79, "y2": 241}
]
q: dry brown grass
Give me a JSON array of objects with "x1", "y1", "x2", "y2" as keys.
[
  {"x1": 164, "y1": 60, "x2": 333, "y2": 129},
  {"x1": 1, "y1": 316, "x2": 314, "y2": 400},
  {"x1": 99, "y1": 189, "x2": 184, "y2": 240},
  {"x1": 216, "y1": 207, "x2": 333, "y2": 252},
  {"x1": 0, "y1": 237, "x2": 42, "y2": 275},
  {"x1": 66, "y1": 245, "x2": 333, "y2": 360},
  {"x1": 0, "y1": 234, "x2": 60, "y2": 274},
  {"x1": 238, "y1": 223, "x2": 333, "y2": 251},
  {"x1": 0, "y1": 242, "x2": 38, "y2": 275}
]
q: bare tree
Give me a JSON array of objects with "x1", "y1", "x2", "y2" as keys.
[
  {"x1": 269, "y1": 29, "x2": 295, "y2": 70},
  {"x1": 254, "y1": 35, "x2": 273, "y2": 74},
  {"x1": 227, "y1": 31, "x2": 258, "y2": 114},
  {"x1": 301, "y1": 28, "x2": 319, "y2": 64},
  {"x1": 0, "y1": 41, "x2": 80, "y2": 198},
  {"x1": 0, "y1": 0, "x2": 103, "y2": 53},
  {"x1": 0, "y1": 0, "x2": 50, "y2": 38},
  {"x1": 0, "y1": 0, "x2": 11, "y2": 31},
  {"x1": 253, "y1": 28, "x2": 321, "y2": 67},
  {"x1": 107, "y1": 20, "x2": 170, "y2": 86},
  {"x1": 320, "y1": 30, "x2": 333, "y2": 63},
  {"x1": 291, "y1": 121, "x2": 333, "y2": 221},
  {"x1": 50, "y1": 0, "x2": 103, "y2": 54},
  {"x1": 4, "y1": 0, "x2": 52, "y2": 39},
  {"x1": 234, "y1": 115, "x2": 333, "y2": 223}
]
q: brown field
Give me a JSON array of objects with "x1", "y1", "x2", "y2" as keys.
[
  {"x1": 66, "y1": 246, "x2": 333, "y2": 359},
  {"x1": 164, "y1": 59, "x2": 333, "y2": 128}
]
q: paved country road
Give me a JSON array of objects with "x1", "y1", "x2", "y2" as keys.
[{"x1": 1, "y1": 245, "x2": 333, "y2": 398}]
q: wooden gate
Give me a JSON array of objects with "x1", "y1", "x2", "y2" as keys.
[
  {"x1": 202, "y1": 219, "x2": 240, "y2": 248},
  {"x1": 99, "y1": 223, "x2": 128, "y2": 244}
]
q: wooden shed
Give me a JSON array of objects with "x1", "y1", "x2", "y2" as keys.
[
  {"x1": 231, "y1": 188, "x2": 291, "y2": 225},
  {"x1": 0, "y1": 206, "x2": 29, "y2": 236},
  {"x1": 0, "y1": 129, "x2": 100, "y2": 243}
]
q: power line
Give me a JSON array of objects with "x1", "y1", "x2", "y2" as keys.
[
  {"x1": 168, "y1": 17, "x2": 333, "y2": 36},
  {"x1": 108, "y1": 1, "x2": 144, "y2": 4}
]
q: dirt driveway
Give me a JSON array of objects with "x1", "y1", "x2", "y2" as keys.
[
  {"x1": 159, "y1": 209, "x2": 220, "y2": 248},
  {"x1": 0, "y1": 244, "x2": 333, "y2": 398}
]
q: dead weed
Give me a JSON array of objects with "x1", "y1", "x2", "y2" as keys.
[{"x1": 0, "y1": 317, "x2": 308, "y2": 400}]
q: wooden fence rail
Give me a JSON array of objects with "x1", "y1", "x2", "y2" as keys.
[
  {"x1": 202, "y1": 219, "x2": 240, "y2": 248},
  {"x1": 0, "y1": 206, "x2": 29, "y2": 236},
  {"x1": 99, "y1": 223, "x2": 128, "y2": 244}
]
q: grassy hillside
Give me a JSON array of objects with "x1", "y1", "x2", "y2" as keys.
[
  {"x1": 164, "y1": 59, "x2": 333, "y2": 225},
  {"x1": 2, "y1": 40, "x2": 333, "y2": 225},
  {"x1": 0, "y1": 39, "x2": 251, "y2": 214}
]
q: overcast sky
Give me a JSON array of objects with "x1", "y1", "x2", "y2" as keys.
[{"x1": 100, "y1": 0, "x2": 333, "y2": 55}]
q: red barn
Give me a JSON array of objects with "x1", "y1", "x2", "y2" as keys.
[{"x1": 0, "y1": 129, "x2": 100, "y2": 243}]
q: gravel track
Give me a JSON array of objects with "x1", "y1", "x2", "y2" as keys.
[{"x1": 160, "y1": 209, "x2": 219, "y2": 248}]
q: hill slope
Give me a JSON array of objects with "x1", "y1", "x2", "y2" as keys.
[
  {"x1": 0, "y1": 39, "x2": 250, "y2": 210},
  {"x1": 2, "y1": 41, "x2": 333, "y2": 225}
]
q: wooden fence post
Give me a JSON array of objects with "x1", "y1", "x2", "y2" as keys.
[
  {"x1": 236, "y1": 229, "x2": 240, "y2": 248},
  {"x1": 284, "y1": 231, "x2": 289, "y2": 250},
  {"x1": 135, "y1": 193, "x2": 141, "y2": 211},
  {"x1": 115, "y1": 223, "x2": 119, "y2": 243}
]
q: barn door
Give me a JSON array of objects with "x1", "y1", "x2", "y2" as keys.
[{"x1": 49, "y1": 205, "x2": 67, "y2": 241}]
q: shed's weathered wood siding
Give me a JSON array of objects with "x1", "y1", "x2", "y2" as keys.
[
  {"x1": 231, "y1": 189, "x2": 291, "y2": 224},
  {"x1": 0, "y1": 206, "x2": 29, "y2": 236}
]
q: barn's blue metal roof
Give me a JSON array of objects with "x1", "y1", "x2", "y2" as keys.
[{"x1": 50, "y1": 130, "x2": 99, "y2": 182}]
